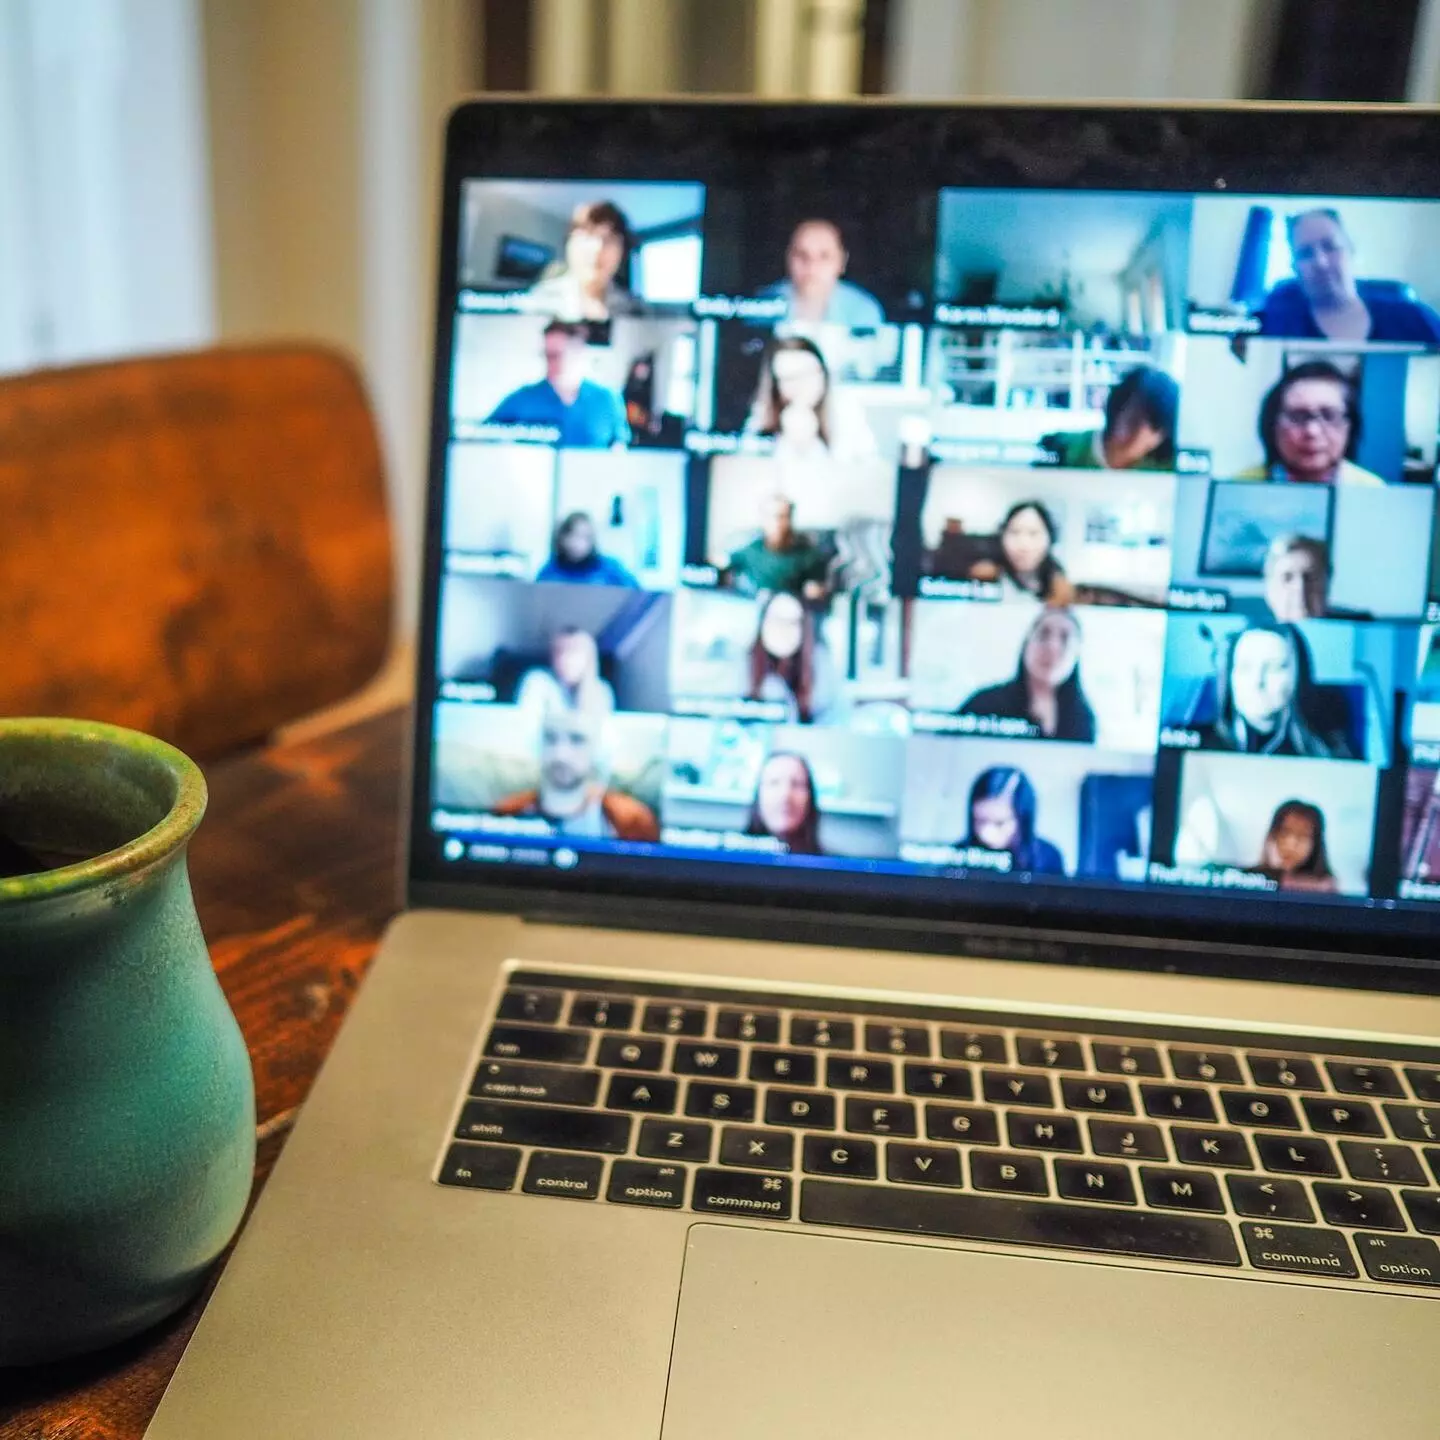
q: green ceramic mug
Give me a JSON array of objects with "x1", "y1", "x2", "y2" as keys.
[{"x1": 0, "y1": 718, "x2": 256, "y2": 1366}]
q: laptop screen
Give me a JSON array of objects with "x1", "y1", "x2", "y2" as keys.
[{"x1": 412, "y1": 101, "x2": 1440, "y2": 962}]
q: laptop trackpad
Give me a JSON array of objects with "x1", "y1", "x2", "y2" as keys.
[{"x1": 661, "y1": 1224, "x2": 1436, "y2": 1440}]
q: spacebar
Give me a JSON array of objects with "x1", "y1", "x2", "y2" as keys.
[{"x1": 801, "y1": 1181, "x2": 1241, "y2": 1266}]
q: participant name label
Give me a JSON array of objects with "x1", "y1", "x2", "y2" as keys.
[
  {"x1": 693, "y1": 295, "x2": 788, "y2": 320},
  {"x1": 1148, "y1": 862, "x2": 1278, "y2": 892},
  {"x1": 930, "y1": 439, "x2": 1054, "y2": 466},
  {"x1": 1187, "y1": 306, "x2": 1261, "y2": 336},
  {"x1": 898, "y1": 843, "x2": 1014, "y2": 872},
  {"x1": 913, "y1": 712, "x2": 1038, "y2": 739},
  {"x1": 917, "y1": 578, "x2": 1001, "y2": 601},
  {"x1": 1167, "y1": 587, "x2": 1229, "y2": 613},
  {"x1": 934, "y1": 303, "x2": 1061, "y2": 329}
]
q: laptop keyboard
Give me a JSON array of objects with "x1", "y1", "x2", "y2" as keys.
[{"x1": 435, "y1": 970, "x2": 1440, "y2": 1294}]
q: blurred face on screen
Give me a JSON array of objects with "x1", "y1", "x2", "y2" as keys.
[
  {"x1": 1264, "y1": 546, "x2": 1327, "y2": 621},
  {"x1": 1291, "y1": 212, "x2": 1356, "y2": 309},
  {"x1": 1275, "y1": 376, "x2": 1351, "y2": 482},
  {"x1": 760, "y1": 592, "x2": 806, "y2": 659},
  {"x1": 1106, "y1": 402, "x2": 1166, "y2": 470},
  {"x1": 1270, "y1": 811, "x2": 1317, "y2": 872},
  {"x1": 1023, "y1": 611, "x2": 1079, "y2": 689},
  {"x1": 552, "y1": 631, "x2": 596, "y2": 687},
  {"x1": 971, "y1": 795, "x2": 1019, "y2": 853},
  {"x1": 543, "y1": 327, "x2": 587, "y2": 392},
  {"x1": 772, "y1": 346, "x2": 827, "y2": 414},
  {"x1": 1001, "y1": 507, "x2": 1051, "y2": 579},
  {"x1": 1230, "y1": 629, "x2": 1297, "y2": 733},
  {"x1": 762, "y1": 495, "x2": 795, "y2": 549},
  {"x1": 757, "y1": 754, "x2": 812, "y2": 839},
  {"x1": 566, "y1": 221, "x2": 624, "y2": 292},
  {"x1": 558, "y1": 515, "x2": 596, "y2": 564},
  {"x1": 541, "y1": 713, "x2": 596, "y2": 794},
  {"x1": 786, "y1": 221, "x2": 846, "y2": 310}
]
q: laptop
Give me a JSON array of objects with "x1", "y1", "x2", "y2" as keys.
[{"x1": 147, "y1": 99, "x2": 1440, "y2": 1438}]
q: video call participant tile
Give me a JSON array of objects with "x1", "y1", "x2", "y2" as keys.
[
  {"x1": 431, "y1": 703, "x2": 668, "y2": 846},
  {"x1": 1397, "y1": 758, "x2": 1440, "y2": 900},
  {"x1": 906, "y1": 600, "x2": 1166, "y2": 752},
  {"x1": 898, "y1": 736, "x2": 1154, "y2": 882},
  {"x1": 1167, "y1": 476, "x2": 1434, "y2": 623},
  {"x1": 436, "y1": 576, "x2": 672, "y2": 715},
  {"x1": 443, "y1": 443, "x2": 558, "y2": 578},
  {"x1": 450, "y1": 312, "x2": 701, "y2": 450},
  {"x1": 660, "y1": 718, "x2": 906, "y2": 861},
  {"x1": 457, "y1": 178, "x2": 706, "y2": 319},
  {"x1": 899, "y1": 464, "x2": 1177, "y2": 607},
  {"x1": 1152, "y1": 751, "x2": 1381, "y2": 899},
  {"x1": 1157, "y1": 613, "x2": 1418, "y2": 767},
  {"x1": 1186, "y1": 195, "x2": 1440, "y2": 342}
]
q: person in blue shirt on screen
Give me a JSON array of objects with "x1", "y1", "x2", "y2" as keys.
[
  {"x1": 757, "y1": 220, "x2": 886, "y2": 327},
  {"x1": 536, "y1": 512, "x2": 639, "y2": 588},
  {"x1": 486, "y1": 320, "x2": 631, "y2": 448},
  {"x1": 1258, "y1": 209, "x2": 1440, "y2": 343}
]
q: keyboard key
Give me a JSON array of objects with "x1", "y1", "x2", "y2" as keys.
[
  {"x1": 496, "y1": 988, "x2": 563, "y2": 1024},
  {"x1": 568, "y1": 995, "x2": 635, "y2": 1030},
  {"x1": 940, "y1": 1029, "x2": 1007, "y2": 1064},
  {"x1": 748, "y1": 1048, "x2": 818, "y2": 1086},
  {"x1": 1247, "y1": 1055, "x2": 1323, "y2": 1091},
  {"x1": 825, "y1": 1056, "x2": 895, "y2": 1093},
  {"x1": 685, "y1": 1081, "x2": 756, "y2": 1123},
  {"x1": 1340, "y1": 1141, "x2": 1428, "y2": 1186},
  {"x1": 803, "y1": 1135, "x2": 878, "y2": 1180},
  {"x1": 845, "y1": 1097, "x2": 918, "y2": 1137},
  {"x1": 1429, "y1": 1148, "x2": 1440, "y2": 1186},
  {"x1": 673, "y1": 1042, "x2": 741, "y2": 1079},
  {"x1": 715, "y1": 1008, "x2": 780, "y2": 1044},
  {"x1": 1141, "y1": 1085, "x2": 1217, "y2": 1123},
  {"x1": 764, "y1": 1089, "x2": 836, "y2": 1130},
  {"x1": 1301, "y1": 1097, "x2": 1383, "y2": 1137},
  {"x1": 1089, "y1": 1120, "x2": 1166, "y2": 1160},
  {"x1": 1169, "y1": 1048, "x2": 1243, "y2": 1084},
  {"x1": 1256, "y1": 1134, "x2": 1338, "y2": 1177},
  {"x1": 637, "y1": 1118, "x2": 713, "y2": 1162},
  {"x1": 970, "y1": 1151, "x2": 1049, "y2": 1196},
  {"x1": 1055, "y1": 1159, "x2": 1137, "y2": 1206},
  {"x1": 1172, "y1": 1127, "x2": 1251, "y2": 1169},
  {"x1": 604, "y1": 1075, "x2": 677, "y2": 1114},
  {"x1": 1354, "y1": 1233, "x2": 1440, "y2": 1287},
  {"x1": 1227, "y1": 1175, "x2": 1314, "y2": 1222},
  {"x1": 719, "y1": 1127, "x2": 793, "y2": 1172},
  {"x1": 1061, "y1": 1078, "x2": 1135, "y2": 1114},
  {"x1": 595, "y1": 1035, "x2": 666, "y2": 1071},
  {"x1": 484, "y1": 1025, "x2": 591, "y2": 1065},
  {"x1": 456, "y1": 1101, "x2": 629, "y2": 1153},
  {"x1": 642, "y1": 1003, "x2": 707, "y2": 1037},
  {"x1": 886, "y1": 1142, "x2": 963, "y2": 1188},
  {"x1": 1221, "y1": 1090, "x2": 1300, "y2": 1129},
  {"x1": 1241, "y1": 1222, "x2": 1356, "y2": 1278},
  {"x1": 1401, "y1": 1191, "x2": 1440, "y2": 1234},
  {"x1": 1326, "y1": 1062, "x2": 1403, "y2": 1098},
  {"x1": 1006, "y1": 1112, "x2": 1082, "y2": 1153},
  {"x1": 1314, "y1": 1183, "x2": 1405, "y2": 1231},
  {"x1": 607, "y1": 1161, "x2": 686, "y2": 1209},
  {"x1": 1015, "y1": 1036, "x2": 1085, "y2": 1070},
  {"x1": 438, "y1": 1141, "x2": 520, "y2": 1191},
  {"x1": 522, "y1": 1150, "x2": 603, "y2": 1200},
  {"x1": 1091, "y1": 1043, "x2": 1163, "y2": 1077},
  {"x1": 469, "y1": 1061, "x2": 600, "y2": 1107},
  {"x1": 903, "y1": 1063, "x2": 974, "y2": 1101},
  {"x1": 692, "y1": 1168, "x2": 792, "y2": 1220},
  {"x1": 1404, "y1": 1067, "x2": 1440, "y2": 1102},
  {"x1": 1140, "y1": 1167, "x2": 1225, "y2": 1214},
  {"x1": 982, "y1": 1070, "x2": 1054, "y2": 1108},
  {"x1": 926, "y1": 1104, "x2": 1000, "y2": 1146},
  {"x1": 1385, "y1": 1104, "x2": 1440, "y2": 1143},
  {"x1": 865, "y1": 1023, "x2": 930, "y2": 1058},
  {"x1": 801, "y1": 1181, "x2": 1240, "y2": 1265},
  {"x1": 790, "y1": 1016, "x2": 854, "y2": 1050}
]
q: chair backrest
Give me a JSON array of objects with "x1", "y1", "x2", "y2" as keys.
[{"x1": 1, "y1": 345, "x2": 393, "y2": 759}]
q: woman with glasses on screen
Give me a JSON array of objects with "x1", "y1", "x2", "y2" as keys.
[
  {"x1": 958, "y1": 607, "x2": 1097, "y2": 743},
  {"x1": 744, "y1": 752, "x2": 824, "y2": 856},
  {"x1": 961, "y1": 766, "x2": 1066, "y2": 876},
  {"x1": 1194, "y1": 622, "x2": 1354, "y2": 760},
  {"x1": 1039, "y1": 365, "x2": 1179, "y2": 472},
  {"x1": 1234, "y1": 362, "x2": 1384, "y2": 486},
  {"x1": 1252, "y1": 799, "x2": 1340, "y2": 894},
  {"x1": 743, "y1": 591, "x2": 843, "y2": 725},
  {"x1": 525, "y1": 200, "x2": 640, "y2": 322}
]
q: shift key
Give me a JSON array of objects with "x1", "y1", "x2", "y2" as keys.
[
  {"x1": 456, "y1": 1100, "x2": 631, "y2": 1153},
  {"x1": 484, "y1": 1024, "x2": 591, "y2": 1065}
]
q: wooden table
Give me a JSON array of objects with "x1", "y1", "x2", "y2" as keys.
[{"x1": 1, "y1": 708, "x2": 407, "y2": 1439}]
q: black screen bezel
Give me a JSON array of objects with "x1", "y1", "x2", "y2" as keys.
[{"x1": 409, "y1": 97, "x2": 1440, "y2": 989}]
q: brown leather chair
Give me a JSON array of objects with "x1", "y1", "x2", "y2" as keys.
[{"x1": 0, "y1": 345, "x2": 394, "y2": 759}]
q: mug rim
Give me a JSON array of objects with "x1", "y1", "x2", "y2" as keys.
[{"x1": 0, "y1": 718, "x2": 208, "y2": 905}]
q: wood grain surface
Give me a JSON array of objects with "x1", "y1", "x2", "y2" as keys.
[
  {"x1": 0, "y1": 707, "x2": 407, "y2": 1439},
  {"x1": 0, "y1": 346, "x2": 394, "y2": 760}
]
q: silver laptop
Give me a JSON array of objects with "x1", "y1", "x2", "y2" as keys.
[{"x1": 148, "y1": 99, "x2": 1440, "y2": 1438}]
